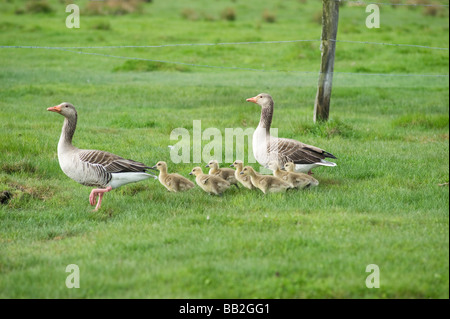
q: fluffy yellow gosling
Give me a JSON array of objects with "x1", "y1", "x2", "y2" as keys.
[
  {"x1": 284, "y1": 162, "x2": 319, "y2": 188},
  {"x1": 189, "y1": 167, "x2": 230, "y2": 196},
  {"x1": 206, "y1": 160, "x2": 239, "y2": 188},
  {"x1": 230, "y1": 160, "x2": 255, "y2": 190},
  {"x1": 152, "y1": 161, "x2": 195, "y2": 192},
  {"x1": 240, "y1": 166, "x2": 290, "y2": 194}
]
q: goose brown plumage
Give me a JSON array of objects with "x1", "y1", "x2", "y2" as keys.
[
  {"x1": 47, "y1": 102, "x2": 156, "y2": 211},
  {"x1": 189, "y1": 167, "x2": 230, "y2": 195},
  {"x1": 152, "y1": 161, "x2": 195, "y2": 192}
]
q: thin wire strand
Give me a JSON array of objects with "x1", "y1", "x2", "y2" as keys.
[
  {"x1": 0, "y1": 40, "x2": 321, "y2": 50},
  {"x1": 1, "y1": 39, "x2": 448, "y2": 51},
  {"x1": 53, "y1": 47, "x2": 449, "y2": 77}
]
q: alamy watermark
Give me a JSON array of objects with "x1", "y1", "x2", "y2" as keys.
[
  {"x1": 65, "y1": 3, "x2": 380, "y2": 30},
  {"x1": 365, "y1": 264, "x2": 380, "y2": 288},
  {"x1": 366, "y1": 5, "x2": 381, "y2": 29},
  {"x1": 65, "y1": 264, "x2": 80, "y2": 288},
  {"x1": 65, "y1": 4, "x2": 80, "y2": 29},
  {"x1": 169, "y1": 120, "x2": 278, "y2": 165}
]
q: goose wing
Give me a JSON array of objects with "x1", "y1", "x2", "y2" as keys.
[
  {"x1": 78, "y1": 150, "x2": 152, "y2": 173},
  {"x1": 269, "y1": 137, "x2": 336, "y2": 166}
]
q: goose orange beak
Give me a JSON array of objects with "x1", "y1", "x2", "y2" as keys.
[
  {"x1": 246, "y1": 96, "x2": 258, "y2": 103},
  {"x1": 47, "y1": 105, "x2": 62, "y2": 113}
]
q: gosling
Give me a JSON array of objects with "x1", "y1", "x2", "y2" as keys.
[
  {"x1": 284, "y1": 162, "x2": 319, "y2": 188},
  {"x1": 206, "y1": 160, "x2": 239, "y2": 188},
  {"x1": 152, "y1": 161, "x2": 195, "y2": 192},
  {"x1": 267, "y1": 161, "x2": 312, "y2": 189},
  {"x1": 189, "y1": 167, "x2": 230, "y2": 196},
  {"x1": 240, "y1": 166, "x2": 290, "y2": 194},
  {"x1": 230, "y1": 160, "x2": 255, "y2": 190}
]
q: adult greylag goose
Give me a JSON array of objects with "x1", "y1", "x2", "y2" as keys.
[
  {"x1": 189, "y1": 167, "x2": 230, "y2": 196},
  {"x1": 240, "y1": 166, "x2": 290, "y2": 194},
  {"x1": 246, "y1": 93, "x2": 337, "y2": 174},
  {"x1": 47, "y1": 102, "x2": 156, "y2": 211},
  {"x1": 230, "y1": 160, "x2": 255, "y2": 190},
  {"x1": 268, "y1": 161, "x2": 318, "y2": 189},
  {"x1": 206, "y1": 160, "x2": 239, "y2": 188},
  {"x1": 152, "y1": 161, "x2": 195, "y2": 192}
]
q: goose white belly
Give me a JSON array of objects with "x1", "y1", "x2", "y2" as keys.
[{"x1": 58, "y1": 148, "x2": 107, "y2": 187}]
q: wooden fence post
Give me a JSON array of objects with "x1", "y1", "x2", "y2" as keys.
[{"x1": 314, "y1": 0, "x2": 340, "y2": 122}]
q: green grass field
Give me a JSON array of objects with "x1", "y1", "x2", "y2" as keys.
[{"x1": 0, "y1": 0, "x2": 449, "y2": 298}]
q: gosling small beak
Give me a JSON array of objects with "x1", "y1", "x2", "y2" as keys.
[
  {"x1": 47, "y1": 105, "x2": 62, "y2": 113},
  {"x1": 246, "y1": 96, "x2": 258, "y2": 104},
  {"x1": 240, "y1": 171, "x2": 244, "y2": 175},
  {"x1": 189, "y1": 172, "x2": 193, "y2": 175},
  {"x1": 205, "y1": 164, "x2": 210, "y2": 168},
  {"x1": 230, "y1": 164, "x2": 235, "y2": 168},
  {"x1": 150, "y1": 165, "x2": 158, "y2": 170}
]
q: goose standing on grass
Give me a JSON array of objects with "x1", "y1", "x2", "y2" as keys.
[
  {"x1": 152, "y1": 161, "x2": 195, "y2": 192},
  {"x1": 240, "y1": 166, "x2": 290, "y2": 194},
  {"x1": 189, "y1": 167, "x2": 230, "y2": 196},
  {"x1": 206, "y1": 160, "x2": 239, "y2": 188},
  {"x1": 47, "y1": 102, "x2": 157, "y2": 211},
  {"x1": 230, "y1": 160, "x2": 255, "y2": 190},
  {"x1": 246, "y1": 93, "x2": 337, "y2": 175}
]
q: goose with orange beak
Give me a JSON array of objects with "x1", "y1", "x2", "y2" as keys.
[
  {"x1": 47, "y1": 102, "x2": 156, "y2": 211},
  {"x1": 246, "y1": 93, "x2": 337, "y2": 175}
]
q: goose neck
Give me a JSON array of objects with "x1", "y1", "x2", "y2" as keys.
[
  {"x1": 58, "y1": 115, "x2": 77, "y2": 151},
  {"x1": 259, "y1": 104, "x2": 273, "y2": 131}
]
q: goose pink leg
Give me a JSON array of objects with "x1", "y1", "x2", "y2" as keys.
[{"x1": 89, "y1": 186, "x2": 112, "y2": 211}]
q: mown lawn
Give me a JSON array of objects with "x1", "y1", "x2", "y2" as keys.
[{"x1": 0, "y1": 0, "x2": 448, "y2": 298}]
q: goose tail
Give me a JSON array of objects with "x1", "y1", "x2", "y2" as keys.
[{"x1": 318, "y1": 160, "x2": 337, "y2": 167}]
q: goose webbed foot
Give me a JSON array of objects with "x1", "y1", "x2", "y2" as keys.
[{"x1": 89, "y1": 186, "x2": 112, "y2": 211}]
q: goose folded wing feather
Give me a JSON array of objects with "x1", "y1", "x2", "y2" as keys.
[{"x1": 78, "y1": 150, "x2": 151, "y2": 173}]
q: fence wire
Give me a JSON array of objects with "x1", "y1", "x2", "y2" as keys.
[
  {"x1": 0, "y1": 1, "x2": 448, "y2": 78},
  {"x1": 1, "y1": 39, "x2": 448, "y2": 51}
]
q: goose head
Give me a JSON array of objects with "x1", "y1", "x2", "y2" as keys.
[
  {"x1": 152, "y1": 161, "x2": 167, "y2": 172},
  {"x1": 189, "y1": 167, "x2": 203, "y2": 176},
  {"x1": 47, "y1": 102, "x2": 77, "y2": 118},
  {"x1": 230, "y1": 160, "x2": 243, "y2": 169},
  {"x1": 246, "y1": 93, "x2": 273, "y2": 108},
  {"x1": 240, "y1": 166, "x2": 256, "y2": 177},
  {"x1": 205, "y1": 160, "x2": 219, "y2": 169}
]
